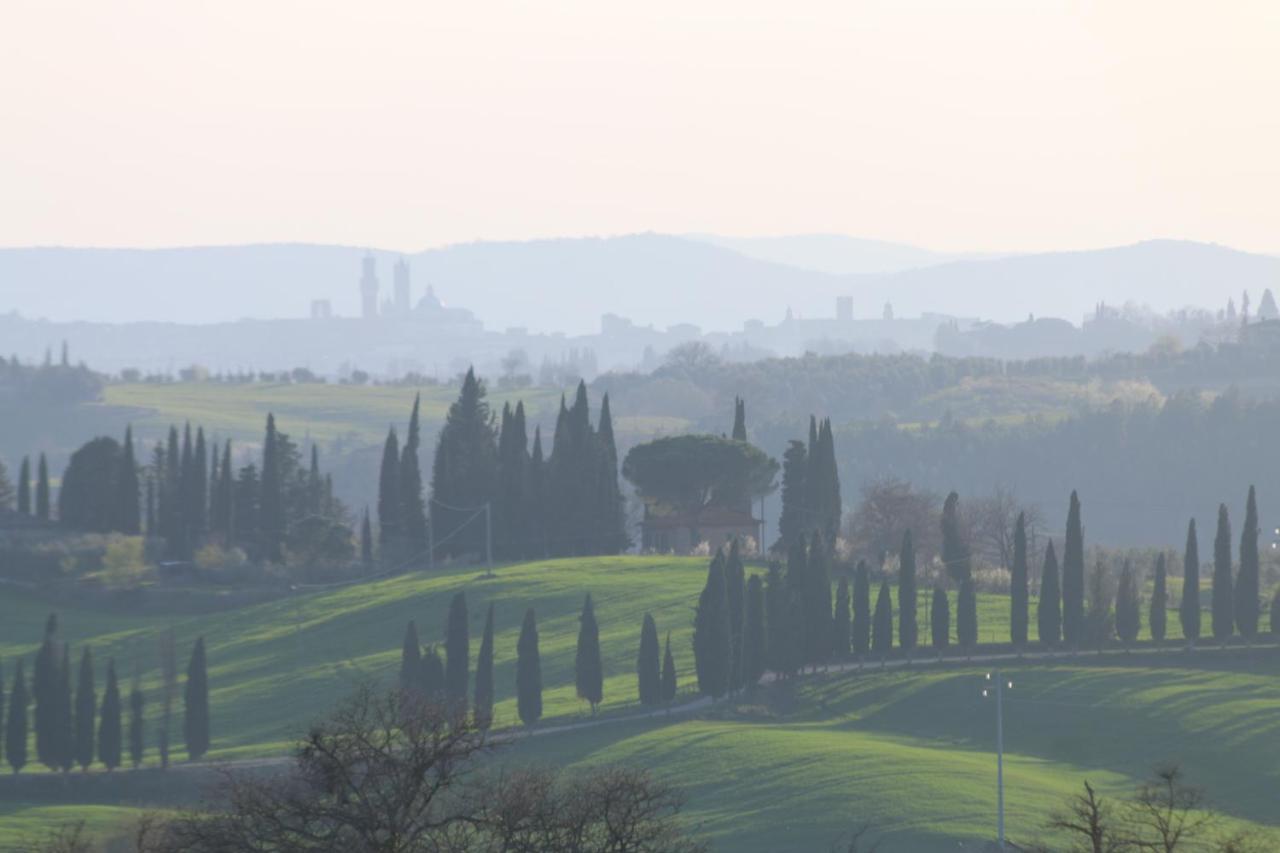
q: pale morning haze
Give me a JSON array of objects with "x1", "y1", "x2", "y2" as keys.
[{"x1": 3, "y1": 0, "x2": 1279, "y2": 253}]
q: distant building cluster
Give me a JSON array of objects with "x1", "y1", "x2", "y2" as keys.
[{"x1": 340, "y1": 254, "x2": 479, "y2": 329}]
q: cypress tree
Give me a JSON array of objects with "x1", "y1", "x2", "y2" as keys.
[
  {"x1": 74, "y1": 647, "x2": 95, "y2": 771},
  {"x1": 420, "y1": 647, "x2": 445, "y2": 699},
  {"x1": 211, "y1": 440, "x2": 233, "y2": 542},
  {"x1": 1150, "y1": 554, "x2": 1168, "y2": 644},
  {"x1": 804, "y1": 531, "x2": 833, "y2": 666},
  {"x1": 57, "y1": 645, "x2": 72, "y2": 771},
  {"x1": 377, "y1": 428, "x2": 402, "y2": 565},
  {"x1": 17, "y1": 457, "x2": 30, "y2": 515},
  {"x1": 763, "y1": 562, "x2": 790, "y2": 675},
  {"x1": 777, "y1": 440, "x2": 809, "y2": 552},
  {"x1": 474, "y1": 603, "x2": 495, "y2": 729},
  {"x1": 98, "y1": 659, "x2": 121, "y2": 771},
  {"x1": 430, "y1": 368, "x2": 499, "y2": 558},
  {"x1": 725, "y1": 540, "x2": 746, "y2": 689},
  {"x1": 575, "y1": 594, "x2": 603, "y2": 713},
  {"x1": 957, "y1": 578, "x2": 978, "y2": 654},
  {"x1": 1115, "y1": 560, "x2": 1140, "y2": 648},
  {"x1": 526, "y1": 427, "x2": 548, "y2": 559},
  {"x1": 941, "y1": 491, "x2": 972, "y2": 584},
  {"x1": 1038, "y1": 541, "x2": 1062, "y2": 648},
  {"x1": 637, "y1": 613, "x2": 661, "y2": 706},
  {"x1": 693, "y1": 554, "x2": 731, "y2": 698},
  {"x1": 872, "y1": 580, "x2": 893, "y2": 659},
  {"x1": 495, "y1": 403, "x2": 524, "y2": 559},
  {"x1": 7, "y1": 661, "x2": 26, "y2": 773},
  {"x1": 1180, "y1": 519, "x2": 1202, "y2": 647},
  {"x1": 400, "y1": 395, "x2": 429, "y2": 565},
  {"x1": 116, "y1": 427, "x2": 141, "y2": 535},
  {"x1": 399, "y1": 621, "x2": 422, "y2": 697},
  {"x1": 1062, "y1": 491, "x2": 1085, "y2": 648},
  {"x1": 833, "y1": 575, "x2": 852, "y2": 659},
  {"x1": 931, "y1": 586, "x2": 950, "y2": 654},
  {"x1": 899, "y1": 529, "x2": 918, "y2": 655},
  {"x1": 191, "y1": 427, "x2": 208, "y2": 545},
  {"x1": 259, "y1": 415, "x2": 284, "y2": 563},
  {"x1": 516, "y1": 608, "x2": 542, "y2": 726},
  {"x1": 1212, "y1": 504, "x2": 1234, "y2": 643},
  {"x1": 33, "y1": 615, "x2": 59, "y2": 769},
  {"x1": 360, "y1": 508, "x2": 373, "y2": 569},
  {"x1": 1236, "y1": 486, "x2": 1260, "y2": 641},
  {"x1": 852, "y1": 559, "x2": 871, "y2": 658},
  {"x1": 662, "y1": 633, "x2": 678, "y2": 705},
  {"x1": 36, "y1": 453, "x2": 50, "y2": 521},
  {"x1": 183, "y1": 637, "x2": 209, "y2": 761},
  {"x1": 128, "y1": 678, "x2": 144, "y2": 768},
  {"x1": 1010, "y1": 512, "x2": 1029, "y2": 649},
  {"x1": 596, "y1": 394, "x2": 628, "y2": 555},
  {"x1": 732, "y1": 396, "x2": 747, "y2": 442},
  {"x1": 742, "y1": 575, "x2": 766, "y2": 691},
  {"x1": 444, "y1": 592, "x2": 469, "y2": 710}
]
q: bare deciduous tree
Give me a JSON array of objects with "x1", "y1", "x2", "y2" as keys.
[{"x1": 845, "y1": 478, "x2": 941, "y2": 564}]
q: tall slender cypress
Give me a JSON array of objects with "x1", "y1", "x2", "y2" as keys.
[
  {"x1": 128, "y1": 677, "x2": 144, "y2": 768},
  {"x1": 931, "y1": 586, "x2": 950, "y2": 654},
  {"x1": 1211, "y1": 504, "x2": 1234, "y2": 643},
  {"x1": 637, "y1": 613, "x2": 661, "y2": 706},
  {"x1": 35, "y1": 454, "x2": 50, "y2": 521},
  {"x1": 474, "y1": 603, "x2": 495, "y2": 729},
  {"x1": 833, "y1": 575, "x2": 852, "y2": 659},
  {"x1": 1062, "y1": 491, "x2": 1085, "y2": 647},
  {"x1": 742, "y1": 576, "x2": 766, "y2": 691},
  {"x1": 211, "y1": 440, "x2": 234, "y2": 542},
  {"x1": 17, "y1": 457, "x2": 30, "y2": 515},
  {"x1": 495, "y1": 403, "x2": 524, "y2": 559},
  {"x1": 777, "y1": 440, "x2": 809, "y2": 553},
  {"x1": 259, "y1": 415, "x2": 284, "y2": 563},
  {"x1": 74, "y1": 647, "x2": 95, "y2": 771},
  {"x1": 183, "y1": 637, "x2": 209, "y2": 761},
  {"x1": 399, "y1": 621, "x2": 422, "y2": 697},
  {"x1": 444, "y1": 592, "x2": 469, "y2": 710},
  {"x1": 1236, "y1": 486, "x2": 1261, "y2": 641},
  {"x1": 6, "y1": 661, "x2": 27, "y2": 774},
  {"x1": 693, "y1": 554, "x2": 732, "y2": 698},
  {"x1": 116, "y1": 428, "x2": 141, "y2": 535},
  {"x1": 377, "y1": 428, "x2": 402, "y2": 565},
  {"x1": 400, "y1": 395, "x2": 429, "y2": 565},
  {"x1": 764, "y1": 562, "x2": 791, "y2": 676},
  {"x1": 1038, "y1": 541, "x2": 1062, "y2": 648},
  {"x1": 852, "y1": 559, "x2": 871, "y2": 658},
  {"x1": 725, "y1": 540, "x2": 746, "y2": 689},
  {"x1": 732, "y1": 397, "x2": 747, "y2": 442},
  {"x1": 596, "y1": 394, "x2": 628, "y2": 554},
  {"x1": 98, "y1": 659, "x2": 121, "y2": 771},
  {"x1": 1150, "y1": 554, "x2": 1168, "y2": 643},
  {"x1": 1010, "y1": 512, "x2": 1029, "y2": 648},
  {"x1": 1115, "y1": 561, "x2": 1140, "y2": 648},
  {"x1": 661, "y1": 633, "x2": 677, "y2": 705},
  {"x1": 899, "y1": 530, "x2": 918, "y2": 655},
  {"x1": 941, "y1": 492, "x2": 972, "y2": 584},
  {"x1": 872, "y1": 580, "x2": 893, "y2": 658},
  {"x1": 804, "y1": 531, "x2": 832, "y2": 665},
  {"x1": 516, "y1": 608, "x2": 542, "y2": 726},
  {"x1": 360, "y1": 509, "x2": 373, "y2": 569},
  {"x1": 57, "y1": 645, "x2": 72, "y2": 771},
  {"x1": 575, "y1": 594, "x2": 604, "y2": 713},
  {"x1": 33, "y1": 615, "x2": 59, "y2": 770},
  {"x1": 526, "y1": 427, "x2": 548, "y2": 558},
  {"x1": 1180, "y1": 519, "x2": 1202, "y2": 647},
  {"x1": 430, "y1": 368, "x2": 499, "y2": 558},
  {"x1": 190, "y1": 427, "x2": 208, "y2": 544}
]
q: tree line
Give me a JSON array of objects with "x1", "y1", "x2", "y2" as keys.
[
  {"x1": 376, "y1": 369, "x2": 627, "y2": 566},
  {"x1": 0, "y1": 614, "x2": 209, "y2": 774}
]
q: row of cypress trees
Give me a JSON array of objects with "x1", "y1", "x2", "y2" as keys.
[
  {"x1": 1014, "y1": 486, "x2": 1268, "y2": 650},
  {"x1": 400, "y1": 590, "x2": 681, "y2": 728},
  {"x1": 776, "y1": 416, "x2": 842, "y2": 553},
  {"x1": 0, "y1": 615, "x2": 209, "y2": 774},
  {"x1": 377, "y1": 371, "x2": 628, "y2": 566},
  {"x1": 11, "y1": 453, "x2": 53, "y2": 522}
]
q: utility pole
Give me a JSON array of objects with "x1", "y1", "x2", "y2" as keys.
[{"x1": 983, "y1": 670, "x2": 1012, "y2": 850}]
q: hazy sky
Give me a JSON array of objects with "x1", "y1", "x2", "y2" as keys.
[{"x1": 3, "y1": 0, "x2": 1278, "y2": 254}]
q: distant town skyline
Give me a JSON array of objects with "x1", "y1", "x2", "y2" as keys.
[{"x1": 3, "y1": 1, "x2": 1279, "y2": 255}]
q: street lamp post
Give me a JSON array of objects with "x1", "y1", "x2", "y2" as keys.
[{"x1": 983, "y1": 670, "x2": 1013, "y2": 850}]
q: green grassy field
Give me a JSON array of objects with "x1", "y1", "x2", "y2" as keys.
[{"x1": 0, "y1": 556, "x2": 1275, "y2": 851}]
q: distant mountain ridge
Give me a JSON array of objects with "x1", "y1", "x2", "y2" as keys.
[
  {"x1": 685, "y1": 233, "x2": 992, "y2": 275},
  {"x1": 0, "y1": 235, "x2": 1274, "y2": 334}
]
